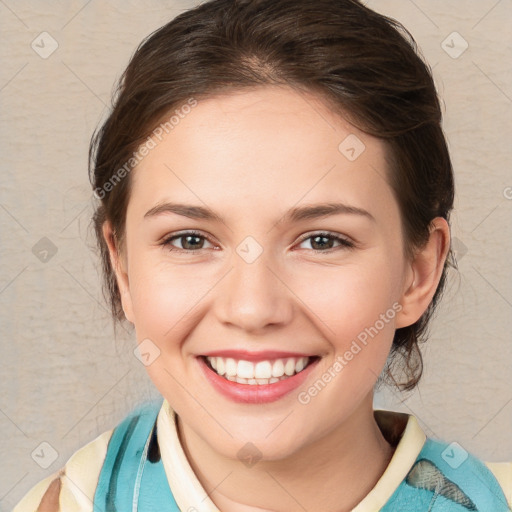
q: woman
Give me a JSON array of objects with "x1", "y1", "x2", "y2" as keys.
[{"x1": 14, "y1": 0, "x2": 512, "y2": 510}]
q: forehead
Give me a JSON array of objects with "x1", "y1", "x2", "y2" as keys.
[{"x1": 128, "y1": 86, "x2": 395, "y2": 223}]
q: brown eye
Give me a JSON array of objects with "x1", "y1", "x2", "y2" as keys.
[
  {"x1": 297, "y1": 232, "x2": 354, "y2": 252},
  {"x1": 161, "y1": 231, "x2": 214, "y2": 252}
]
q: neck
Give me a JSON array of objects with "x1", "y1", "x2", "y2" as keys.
[{"x1": 177, "y1": 392, "x2": 395, "y2": 512}]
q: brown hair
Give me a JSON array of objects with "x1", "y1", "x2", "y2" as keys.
[{"x1": 89, "y1": 0, "x2": 454, "y2": 392}]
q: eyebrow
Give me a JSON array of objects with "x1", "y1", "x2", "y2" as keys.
[{"x1": 143, "y1": 201, "x2": 375, "y2": 224}]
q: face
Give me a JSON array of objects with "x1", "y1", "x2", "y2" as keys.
[{"x1": 110, "y1": 85, "x2": 416, "y2": 461}]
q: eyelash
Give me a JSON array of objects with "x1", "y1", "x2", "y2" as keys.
[{"x1": 160, "y1": 230, "x2": 355, "y2": 254}]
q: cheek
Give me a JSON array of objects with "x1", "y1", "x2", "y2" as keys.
[
  {"x1": 300, "y1": 258, "x2": 402, "y2": 339},
  {"x1": 127, "y1": 258, "x2": 218, "y2": 340},
  {"x1": 295, "y1": 255, "x2": 402, "y2": 389}
]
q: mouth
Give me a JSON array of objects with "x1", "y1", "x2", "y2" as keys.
[
  {"x1": 197, "y1": 354, "x2": 320, "y2": 403},
  {"x1": 201, "y1": 354, "x2": 320, "y2": 385}
]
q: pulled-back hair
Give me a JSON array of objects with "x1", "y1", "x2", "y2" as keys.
[{"x1": 89, "y1": 0, "x2": 454, "y2": 391}]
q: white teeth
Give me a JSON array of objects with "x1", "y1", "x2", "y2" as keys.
[
  {"x1": 205, "y1": 355, "x2": 313, "y2": 385},
  {"x1": 216, "y1": 357, "x2": 226, "y2": 375},
  {"x1": 254, "y1": 361, "x2": 272, "y2": 379},
  {"x1": 225, "y1": 358, "x2": 237, "y2": 377},
  {"x1": 284, "y1": 358, "x2": 295, "y2": 375},
  {"x1": 295, "y1": 357, "x2": 307, "y2": 373},
  {"x1": 271, "y1": 359, "x2": 285, "y2": 378},
  {"x1": 237, "y1": 360, "x2": 254, "y2": 379}
]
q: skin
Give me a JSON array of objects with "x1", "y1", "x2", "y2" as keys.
[{"x1": 103, "y1": 85, "x2": 450, "y2": 512}]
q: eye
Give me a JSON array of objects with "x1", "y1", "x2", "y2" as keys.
[
  {"x1": 160, "y1": 230, "x2": 215, "y2": 252},
  {"x1": 296, "y1": 232, "x2": 355, "y2": 252},
  {"x1": 160, "y1": 230, "x2": 354, "y2": 254}
]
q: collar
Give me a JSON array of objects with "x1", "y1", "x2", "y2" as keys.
[{"x1": 156, "y1": 400, "x2": 426, "y2": 512}]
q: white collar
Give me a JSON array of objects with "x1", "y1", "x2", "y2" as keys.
[{"x1": 156, "y1": 399, "x2": 426, "y2": 512}]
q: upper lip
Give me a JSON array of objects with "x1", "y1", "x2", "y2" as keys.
[{"x1": 200, "y1": 350, "x2": 317, "y2": 362}]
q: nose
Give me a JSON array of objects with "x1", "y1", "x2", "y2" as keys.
[{"x1": 214, "y1": 249, "x2": 293, "y2": 334}]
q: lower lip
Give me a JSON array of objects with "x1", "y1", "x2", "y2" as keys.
[{"x1": 198, "y1": 356, "x2": 319, "y2": 404}]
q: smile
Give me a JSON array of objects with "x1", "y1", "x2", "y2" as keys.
[
  {"x1": 203, "y1": 355, "x2": 313, "y2": 385},
  {"x1": 198, "y1": 353, "x2": 320, "y2": 403}
]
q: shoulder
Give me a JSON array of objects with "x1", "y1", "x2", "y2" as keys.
[
  {"x1": 13, "y1": 401, "x2": 163, "y2": 512},
  {"x1": 485, "y1": 461, "x2": 512, "y2": 510},
  {"x1": 409, "y1": 437, "x2": 512, "y2": 510},
  {"x1": 13, "y1": 428, "x2": 113, "y2": 512}
]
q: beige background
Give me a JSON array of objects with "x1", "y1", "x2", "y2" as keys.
[{"x1": 0, "y1": 0, "x2": 511, "y2": 508}]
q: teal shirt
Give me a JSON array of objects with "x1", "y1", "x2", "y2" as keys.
[{"x1": 93, "y1": 400, "x2": 511, "y2": 512}]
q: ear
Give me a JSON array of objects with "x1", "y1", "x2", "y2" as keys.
[
  {"x1": 102, "y1": 221, "x2": 135, "y2": 324},
  {"x1": 395, "y1": 217, "x2": 451, "y2": 329}
]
